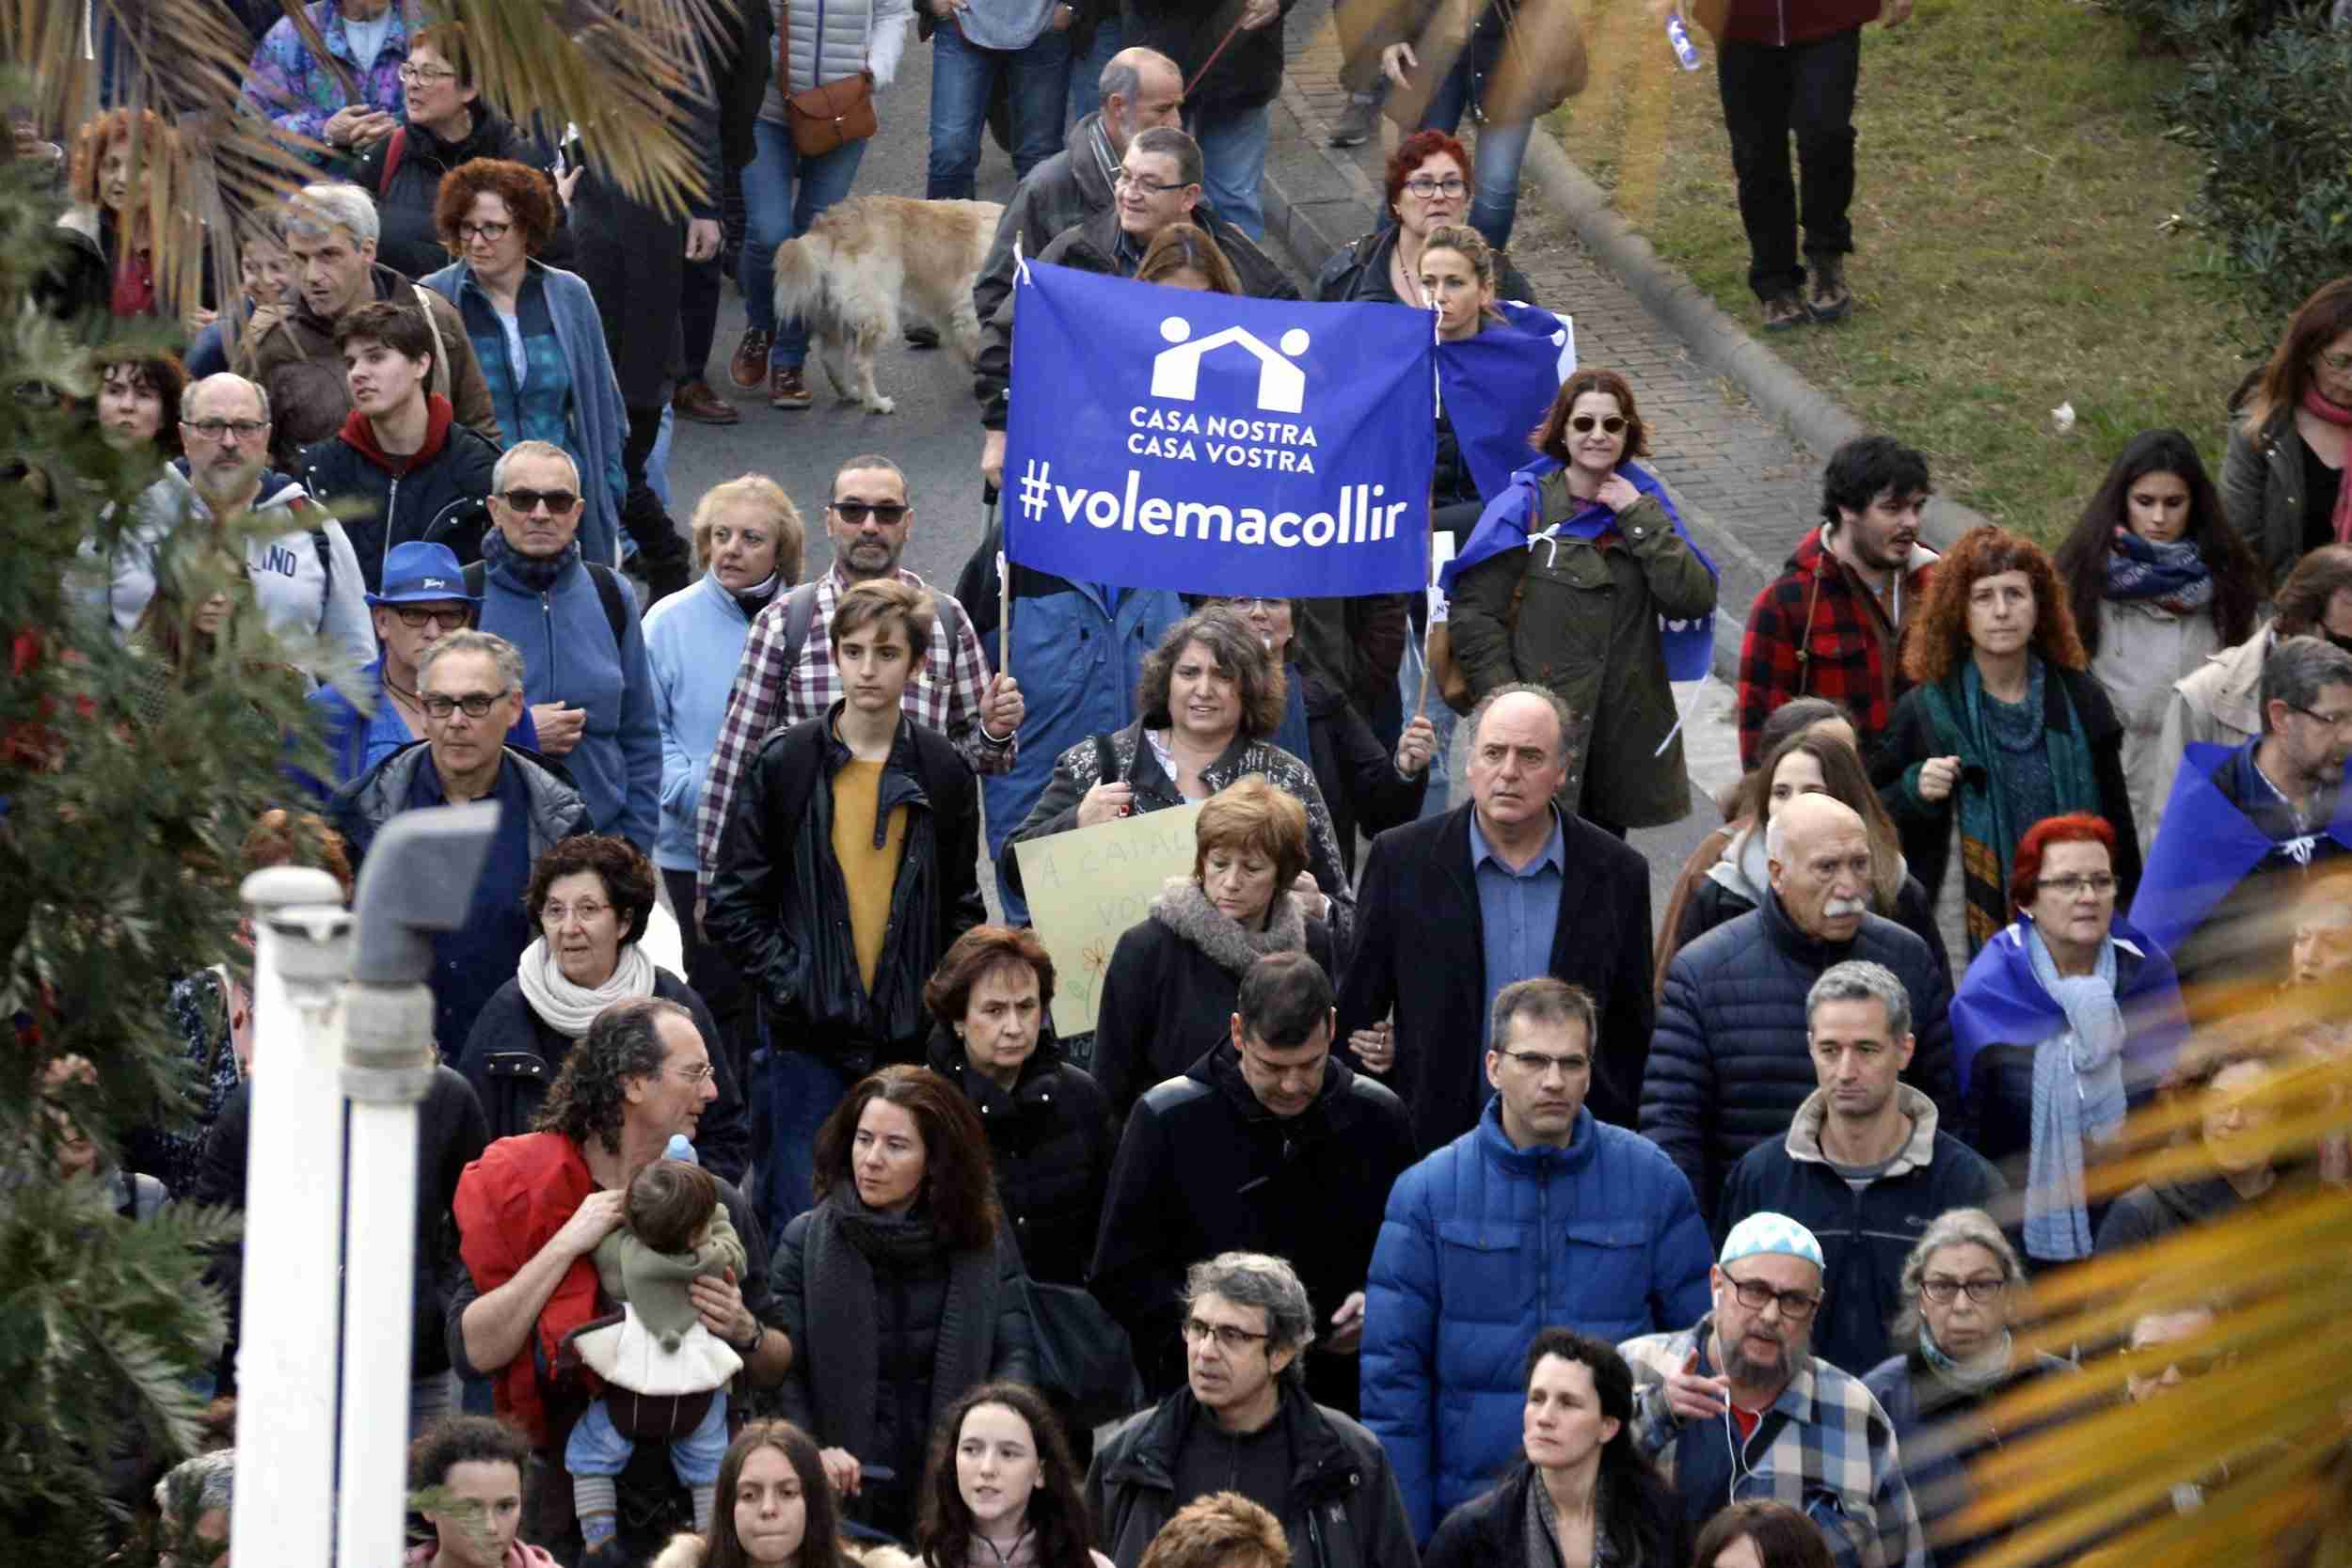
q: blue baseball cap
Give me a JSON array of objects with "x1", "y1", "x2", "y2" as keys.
[{"x1": 367, "y1": 541, "x2": 479, "y2": 608}]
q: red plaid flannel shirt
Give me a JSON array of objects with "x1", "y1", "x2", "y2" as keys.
[
  {"x1": 1735, "y1": 525, "x2": 1933, "y2": 768},
  {"x1": 694, "y1": 567, "x2": 1010, "y2": 894}
]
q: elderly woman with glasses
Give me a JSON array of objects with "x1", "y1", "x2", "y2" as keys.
[
  {"x1": 456, "y1": 833, "x2": 751, "y2": 1181},
  {"x1": 1949, "y1": 813, "x2": 2186, "y2": 1270},
  {"x1": 1862, "y1": 1209, "x2": 2076, "y2": 1568}
]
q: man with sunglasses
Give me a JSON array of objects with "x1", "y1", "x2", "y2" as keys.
[
  {"x1": 305, "y1": 540, "x2": 541, "y2": 787},
  {"x1": 296, "y1": 300, "x2": 500, "y2": 595},
  {"x1": 329, "y1": 629, "x2": 594, "y2": 1053},
  {"x1": 473, "y1": 440, "x2": 663, "y2": 856},
  {"x1": 1362, "y1": 976, "x2": 1710, "y2": 1545},
  {"x1": 1619, "y1": 1212, "x2": 1927, "y2": 1568},
  {"x1": 1717, "y1": 961, "x2": 2002, "y2": 1381}
]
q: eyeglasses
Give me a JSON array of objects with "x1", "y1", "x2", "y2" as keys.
[
  {"x1": 2035, "y1": 873, "x2": 2118, "y2": 897},
  {"x1": 183, "y1": 417, "x2": 270, "y2": 442},
  {"x1": 830, "y1": 500, "x2": 908, "y2": 525},
  {"x1": 1497, "y1": 1048, "x2": 1591, "y2": 1078},
  {"x1": 2290, "y1": 705, "x2": 2352, "y2": 733},
  {"x1": 499, "y1": 487, "x2": 580, "y2": 515},
  {"x1": 397, "y1": 62, "x2": 457, "y2": 84},
  {"x1": 1403, "y1": 176, "x2": 1469, "y2": 198},
  {"x1": 421, "y1": 689, "x2": 510, "y2": 719},
  {"x1": 667, "y1": 1060, "x2": 718, "y2": 1084},
  {"x1": 2316, "y1": 351, "x2": 2352, "y2": 374},
  {"x1": 1920, "y1": 1274, "x2": 2009, "y2": 1305},
  {"x1": 457, "y1": 220, "x2": 513, "y2": 243},
  {"x1": 1217, "y1": 596, "x2": 1285, "y2": 612},
  {"x1": 540, "y1": 898, "x2": 611, "y2": 926},
  {"x1": 1569, "y1": 414, "x2": 1629, "y2": 435},
  {"x1": 1114, "y1": 170, "x2": 1182, "y2": 198},
  {"x1": 1182, "y1": 1317, "x2": 1271, "y2": 1351},
  {"x1": 1722, "y1": 1272, "x2": 1822, "y2": 1321},
  {"x1": 390, "y1": 606, "x2": 470, "y2": 630}
]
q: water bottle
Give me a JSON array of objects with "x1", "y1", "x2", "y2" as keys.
[
  {"x1": 663, "y1": 1132, "x2": 701, "y2": 1166},
  {"x1": 1665, "y1": 12, "x2": 1703, "y2": 70}
]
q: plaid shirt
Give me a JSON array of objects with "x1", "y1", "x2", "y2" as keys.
[
  {"x1": 693, "y1": 567, "x2": 1010, "y2": 894},
  {"x1": 1735, "y1": 526, "x2": 1934, "y2": 769},
  {"x1": 1620, "y1": 1318, "x2": 1928, "y2": 1568}
]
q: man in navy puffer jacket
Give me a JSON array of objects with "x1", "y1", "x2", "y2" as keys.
[
  {"x1": 1361, "y1": 977, "x2": 1711, "y2": 1544},
  {"x1": 1642, "y1": 795, "x2": 1959, "y2": 1228}
]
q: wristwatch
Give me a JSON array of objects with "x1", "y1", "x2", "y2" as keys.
[{"x1": 730, "y1": 1321, "x2": 765, "y2": 1356}]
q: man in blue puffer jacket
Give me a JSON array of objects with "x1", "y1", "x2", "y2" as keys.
[{"x1": 1361, "y1": 976, "x2": 1711, "y2": 1544}]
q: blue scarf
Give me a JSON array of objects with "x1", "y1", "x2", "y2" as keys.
[
  {"x1": 483, "y1": 526, "x2": 577, "y2": 594},
  {"x1": 2104, "y1": 527, "x2": 2214, "y2": 611},
  {"x1": 1438, "y1": 456, "x2": 1720, "y2": 680},
  {"x1": 2021, "y1": 921, "x2": 2126, "y2": 1261}
]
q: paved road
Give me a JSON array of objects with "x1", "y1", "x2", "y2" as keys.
[{"x1": 650, "y1": 37, "x2": 1740, "y2": 930}]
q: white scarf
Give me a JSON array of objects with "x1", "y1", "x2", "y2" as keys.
[{"x1": 515, "y1": 937, "x2": 658, "y2": 1038}]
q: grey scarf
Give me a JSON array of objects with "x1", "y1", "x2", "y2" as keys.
[
  {"x1": 1147, "y1": 875, "x2": 1310, "y2": 978},
  {"x1": 2023, "y1": 923, "x2": 2126, "y2": 1260}
]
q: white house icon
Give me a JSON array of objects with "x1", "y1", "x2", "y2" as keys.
[{"x1": 1151, "y1": 316, "x2": 1311, "y2": 415}]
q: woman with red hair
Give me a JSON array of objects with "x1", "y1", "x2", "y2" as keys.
[
  {"x1": 1947, "y1": 812, "x2": 2186, "y2": 1268},
  {"x1": 57, "y1": 108, "x2": 210, "y2": 326},
  {"x1": 1873, "y1": 525, "x2": 2140, "y2": 961}
]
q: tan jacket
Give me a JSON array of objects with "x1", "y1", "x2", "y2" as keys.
[
  {"x1": 2147, "y1": 621, "x2": 2272, "y2": 844},
  {"x1": 236, "y1": 264, "x2": 501, "y2": 446}
]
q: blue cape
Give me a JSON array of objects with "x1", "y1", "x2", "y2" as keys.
[
  {"x1": 1435, "y1": 300, "x2": 1575, "y2": 503},
  {"x1": 1436, "y1": 455, "x2": 1720, "y2": 681},
  {"x1": 1947, "y1": 911, "x2": 2187, "y2": 1100},
  {"x1": 2128, "y1": 740, "x2": 2352, "y2": 959}
]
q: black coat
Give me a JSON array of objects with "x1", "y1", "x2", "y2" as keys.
[
  {"x1": 1089, "y1": 1043, "x2": 1416, "y2": 1402},
  {"x1": 706, "y1": 709, "x2": 987, "y2": 1074},
  {"x1": 296, "y1": 412, "x2": 501, "y2": 594},
  {"x1": 1088, "y1": 1383, "x2": 1419, "y2": 1568},
  {"x1": 1424, "y1": 1462, "x2": 1690, "y2": 1568},
  {"x1": 1314, "y1": 223, "x2": 1538, "y2": 308},
  {"x1": 1677, "y1": 861, "x2": 1953, "y2": 995},
  {"x1": 1122, "y1": 0, "x2": 1295, "y2": 115},
  {"x1": 197, "y1": 1066, "x2": 487, "y2": 1385},
  {"x1": 351, "y1": 108, "x2": 568, "y2": 281},
  {"x1": 453, "y1": 966, "x2": 751, "y2": 1185},
  {"x1": 1643, "y1": 892, "x2": 1959, "y2": 1227},
  {"x1": 1090, "y1": 894, "x2": 1337, "y2": 1120},
  {"x1": 1300, "y1": 662, "x2": 1425, "y2": 879},
  {"x1": 1337, "y1": 803, "x2": 1656, "y2": 1153},
  {"x1": 924, "y1": 1026, "x2": 1116, "y2": 1288}
]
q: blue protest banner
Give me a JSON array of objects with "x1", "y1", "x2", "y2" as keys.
[{"x1": 1004, "y1": 261, "x2": 1436, "y2": 597}]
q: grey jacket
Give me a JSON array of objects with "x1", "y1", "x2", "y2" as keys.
[
  {"x1": 972, "y1": 110, "x2": 1120, "y2": 426},
  {"x1": 2220, "y1": 404, "x2": 2312, "y2": 592},
  {"x1": 329, "y1": 740, "x2": 592, "y2": 863},
  {"x1": 766, "y1": 0, "x2": 914, "y2": 106}
]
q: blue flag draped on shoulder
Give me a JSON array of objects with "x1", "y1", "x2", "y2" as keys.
[
  {"x1": 1438, "y1": 455, "x2": 1721, "y2": 681},
  {"x1": 1437, "y1": 300, "x2": 1575, "y2": 503},
  {"x1": 1004, "y1": 261, "x2": 1436, "y2": 597}
]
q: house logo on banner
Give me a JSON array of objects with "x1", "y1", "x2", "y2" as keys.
[{"x1": 1004, "y1": 261, "x2": 1436, "y2": 599}]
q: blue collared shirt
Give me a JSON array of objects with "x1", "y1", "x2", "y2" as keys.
[{"x1": 1468, "y1": 806, "x2": 1566, "y2": 1047}]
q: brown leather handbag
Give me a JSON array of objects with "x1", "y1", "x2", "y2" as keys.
[{"x1": 780, "y1": 0, "x2": 880, "y2": 156}]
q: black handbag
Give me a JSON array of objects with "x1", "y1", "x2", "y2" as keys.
[{"x1": 1019, "y1": 1275, "x2": 1144, "y2": 1430}]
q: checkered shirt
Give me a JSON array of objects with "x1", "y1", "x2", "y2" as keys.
[
  {"x1": 1734, "y1": 526, "x2": 1933, "y2": 769},
  {"x1": 693, "y1": 567, "x2": 1010, "y2": 894},
  {"x1": 1620, "y1": 1317, "x2": 1928, "y2": 1568}
]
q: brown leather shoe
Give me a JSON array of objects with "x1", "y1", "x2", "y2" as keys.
[
  {"x1": 771, "y1": 365, "x2": 812, "y2": 410},
  {"x1": 673, "y1": 378, "x2": 739, "y2": 425},
  {"x1": 728, "y1": 328, "x2": 773, "y2": 390}
]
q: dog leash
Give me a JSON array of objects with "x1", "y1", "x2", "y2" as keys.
[{"x1": 1185, "y1": 11, "x2": 1251, "y2": 95}]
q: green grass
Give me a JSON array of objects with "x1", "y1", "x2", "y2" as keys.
[{"x1": 1546, "y1": 0, "x2": 2265, "y2": 539}]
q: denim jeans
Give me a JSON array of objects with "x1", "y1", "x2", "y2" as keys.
[
  {"x1": 1192, "y1": 102, "x2": 1271, "y2": 241},
  {"x1": 1416, "y1": 5, "x2": 1534, "y2": 250},
  {"x1": 565, "y1": 1388, "x2": 730, "y2": 1485},
  {"x1": 1065, "y1": 14, "x2": 1123, "y2": 129},
  {"x1": 1715, "y1": 28, "x2": 1862, "y2": 300},
  {"x1": 750, "y1": 1037, "x2": 854, "y2": 1228},
  {"x1": 929, "y1": 19, "x2": 1073, "y2": 198},
  {"x1": 739, "y1": 117, "x2": 869, "y2": 368}
]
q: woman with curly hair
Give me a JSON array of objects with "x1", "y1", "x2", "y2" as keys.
[
  {"x1": 57, "y1": 107, "x2": 210, "y2": 326},
  {"x1": 2052, "y1": 430, "x2": 2265, "y2": 848},
  {"x1": 456, "y1": 833, "x2": 752, "y2": 1182},
  {"x1": 914, "y1": 1383, "x2": 1111, "y2": 1568},
  {"x1": 421, "y1": 157, "x2": 628, "y2": 568},
  {"x1": 768, "y1": 1066, "x2": 1036, "y2": 1540},
  {"x1": 1872, "y1": 525, "x2": 2140, "y2": 960},
  {"x1": 1002, "y1": 608, "x2": 1354, "y2": 939}
]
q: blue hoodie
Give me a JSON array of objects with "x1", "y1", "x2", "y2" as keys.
[
  {"x1": 642, "y1": 570, "x2": 756, "y2": 873},
  {"x1": 477, "y1": 542, "x2": 660, "y2": 850}
]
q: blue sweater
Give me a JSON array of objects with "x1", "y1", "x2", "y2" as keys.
[
  {"x1": 643, "y1": 570, "x2": 756, "y2": 872},
  {"x1": 1362, "y1": 1099, "x2": 1713, "y2": 1544},
  {"x1": 477, "y1": 549, "x2": 660, "y2": 850}
]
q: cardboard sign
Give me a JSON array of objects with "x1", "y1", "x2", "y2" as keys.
[{"x1": 1014, "y1": 802, "x2": 1207, "y2": 1038}]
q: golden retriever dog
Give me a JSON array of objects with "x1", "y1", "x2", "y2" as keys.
[{"x1": 770, "y1": 195, "x2": 1004, "y2": 415}]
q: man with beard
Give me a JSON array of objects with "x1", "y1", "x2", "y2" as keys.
[
  {"x1": 1735, "y1": 436, "x2": 1936, "y2": 768},
  {"x1": 1619, "y1": 1213, "x2": 1927, "y2": 1568},
  {"x1": 104, "y1": 372, "x2": 373, "y2": 678},
  {"x1": 2132, "y1": 635, "x2": 2352, "y2": 990}
]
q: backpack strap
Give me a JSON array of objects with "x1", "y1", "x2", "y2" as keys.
[
  {"x1": 778, "y1": 580, "x2": 823, "y2": 671},
  {"x1": 927, "y1": 585, "x2": 970, "y2": 661},
  {"x1": 309, "y1": 523, "x2": 335, "y2": 636},
  {"x1": 466, "y1": 561, "x2": 630, "y2": 655},
  {"x1": 376, "y1": 126, "x2": 408, "y2": 197}
]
